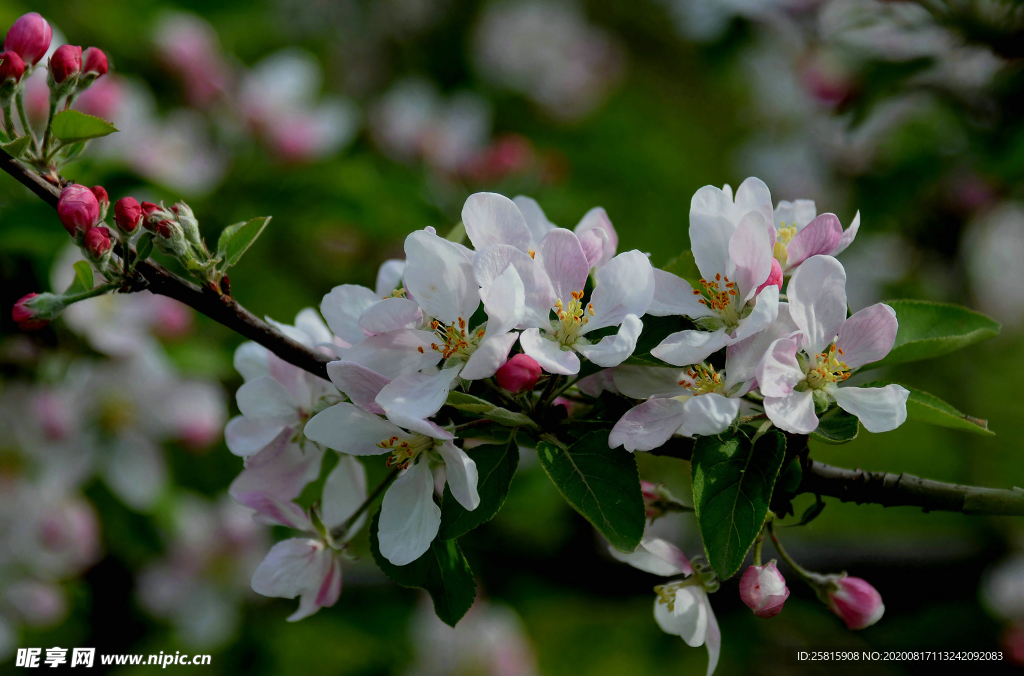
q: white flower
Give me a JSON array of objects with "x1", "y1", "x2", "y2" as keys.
[{"x1": 757, "y1": 255, "x2": 909, "y2": 434}]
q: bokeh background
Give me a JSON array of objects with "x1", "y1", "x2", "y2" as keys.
[{"x1": 2, "y1": 0, "x2": 1024, "y2": 674}]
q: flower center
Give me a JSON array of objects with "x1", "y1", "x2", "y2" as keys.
[
  {"x1": 383, "y1": 287, "x2": 407, "y2": 299},
  {"x1": 428, "y1": 318, "x2": 482, "y2": 360},
  {"x1": 378, "y1": 433, "x2": 438, "y2": 469},
  {"x1": 804, "y1": 343, "x2": 850, "y2": 390},
  {"x1": 773, "y1": 224, "x2": 797, "y2": 269},
  {"x1": 679, "y1": 364, "x2": 725, "y2": 395},
  {"x1": 694, "y1": 273, "x2": 742, "y2": 329},
  {"x1": 553, "y1": 290, "x2": 594, "y2": 346}
]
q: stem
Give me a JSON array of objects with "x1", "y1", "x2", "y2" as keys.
[
  {"x1": 329, "y1": 467, "x2": 400, "y2": 541},
  {"x1": 41, "y1": 100, "x2": 57, "y2": 158},
  {"x1": 64, "y1": 281, "x2": 118, "y2": 304},
  {"x1": 767, "y1": 521, "x2": 815, "y2": 581},
  {"x1": 14, "y1": 91, "x2": 37, "y2": 153},
  {"x1": 537, "y1": 374, "x2": 562, "y2": 411},
  {"x1": 2, "y1": 101, "x2": 16, "y2": 140},
  {"x1": 753, "y1": 530, "x2": 765, "y2": 567}
]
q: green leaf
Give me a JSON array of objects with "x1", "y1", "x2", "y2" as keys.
[
  {"x1": 445, "y1": 391, "x2": 538, "y2": 429},
  {"x1": 1, "y1": 135, "x2": 32, "y2": 159},
  {"x1": 662, "y1": 250, "x2": 700, "y2": 285},
  {"x1": 535, "y1": 430, "x2": 645, "y2": 552},
  {"x1": 369, "y1": 512, "x2": 476, "y2": 626},
  {"x1": 217, "y1": 217, "x2": 271, "y2": 270},
  {"x1": 64, "y1": 260, "x2": 94, "y2": 296},
  {"x1": 439, "y1": 435, "x2": 520, "y2": 540},
  {"x1": 811, "y1": 406, "x2": 860, "y2": 444},
  {"x1": 134, "y1": 233, "x2": 154, "y2": 264},
  {"x1": 903, "y1": 385, "x2": 993, "y2": 436},
  {"x1": 50, "y1": 110, "x2": 118, "y2": 144},
  {"x1": 59, "y1": 141, "x2": 87, "y2": 163},
  {"x1": 788, "y1": 496, "x2": 826, "y2": 527},
  {"x1": 691, "y1": 430, "x2": 786, "y2": 579},
  {"x1": 445, "y1": 221, "x2": 466, "y2": 244},
  {"x1": 862, "y1": 300, "x2": 1000, "y2": 370}
]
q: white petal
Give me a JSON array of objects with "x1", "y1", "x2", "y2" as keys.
[
  {"x1": 236, "y1": 376, "x2": 301, "y2": 427},
  {"x1": 610, "y1": 366, "x2": 690, "y2": 399},
  {"x1": 655, "y1": 586, "x2": 708, "y2": 647},
  {"x1": 520, "y1": 328, "x2": 580, "y2": 375},
  {"x1": 234, "y1": 342, "x2": 269, "y2": 381},
  {"x1": 573, "y1": 207, "x2": 618, "y2": 268},
  {"x1": 835, "y1": 303, "x2": 898, "y2": 369},
  {"x1": 358, "y1": 297, "x2": 422, "y2": 337},
  {"x1": 225, "y1": 416, "x2": 285, "y2": 457},
  {"x1": 461, "y1": 331, "x2": 519, "y2": 381},
  {"x1": 690, "y1": 185, "x2": 738, "y2": 281},
  {"x1": 462, "y1": 192, "x2": 533, "y2": 252},
  {"x1": 734, "y1": 177, "x2": 774, "y2": 231},
  {"x1": 304, "y1": 403, "x2": 402, "y2": 455},
  {"x1": 725, "y1": 303, "x2": 798, "y2": 387},
  {"x1": 479, "y1": 264, "x2": 526, "y2": 337},
  {"x1": 293, "y1": 308, "x2": 334, "y2": 346},
  {"x1": 757, "y1": 337, "x2": 804, "y2": 398},
  {"x1": 647, "y1": 269, "x2": 715, "y2": 318},
  {"x1": 403, "y1": 229, "x2": 479, "y2": 325},
  {"x1": 775, "y1": 199, "x2": 817, "y2": 230},
  {"x1": 729, "y1": 285, "x2": 779, "y2": 343},
  {"x1": 830, "y1": 210, "x2": 860, "y2": 256},
  {"x1": 576, "y1": 314, "x2": 643, "y2": 367},
  {"x1": 378, "y1": 460, "x2": 441, "y2": 566},
  {"x1": 375, "y1": 259, "x2": 406, "y2": 297},
  {"x1": 251, "y1": 539, "x2": 339, "y2": 621},
  {"x1": 326, "y1": 361, "x2": 390, "y2": 414},
  {"x1": 436, "y1": 441, "x2": 480, "y2": 511},
  {"x1": 608, "y1": 538, "x2": 692, "y2": 576},
  {"x1": 337, "y1": 329, "x2": 440, "y2": 379},
  {"x1": 764, "y1": 391, "x2": 818, "y2": 435},
  {"x1": 229, "y1": 430, "x2": 320, "y2": 529},
  {"x1": 536, "y1": 229, "x2": 590, "y2": 302},
  {"x1": 586, "y1": 251, "x2": 655, "y2": 332},
  {"x1": 513, "y1": 195, "x2": 556, "y2": 244},
  {"x1": 680, "y1": 394, "x2": 740, "y2": 436},
  {"x1": 833, "y1": 384, "x2": 909, "y2": 433},
  {"x1": 320, "y1": 284, "x2": 379, "y2": 346},
  {"x1": 728, "y1": 210, "x2": 772, "y2": 301},
  {"x1": 651, "y1": 328, "x2": 729, "y2": 367},
  {"x1": 376, "y1": 364, "x2": 462, "y2": 424},
  {"x1": 609, "y1": 398, "x2": 688, "y2": 452},
  {"x1": 473, "y1": 244, "x2": 555, "y2": 327},
  {"x1": 704, "y1": 598, "x2": 721, "y2": 676},
  {"x1": 322, "y1": 455, "x2": 368, "y2": 539},
  {"x1": 788, "y1": 255, "x2": 847, "y2": 355}
]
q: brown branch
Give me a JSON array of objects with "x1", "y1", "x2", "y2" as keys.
[{"x1": 0, "y1": 148, "x2": 331, "y2": 380}]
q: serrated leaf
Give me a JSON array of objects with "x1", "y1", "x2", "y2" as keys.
[
  {"x1": 445, "y1": 391, "x2": 538, "y2": 429},
  {"x1": 439, "y1": 435, "x2": 519, "y2": 540},
  {"x1": 134, "y1": 233, "x2": 154, "y2": 264},
  {"x1": 662, "y1": 250, "x2": 700, "y2": 285},
  {"x1": 861, "y1": 300, "x2": 1000, "y2": 370},
  {"x1": 50, "y1": 110, "x2": 118, "y2": 144},
  {"x1": 691, "y1": 430, "x2": 786, "y2": 579},
  {"x1": 64, "y1": 260, "x2": 94, "y2": 296},
  {"x1": 1, "y1": 135, "x2": 32, "y2": 159},
  {"x1": 811, "y1": 406, "x2": 860, "y2": 444},
  {"x1": 368, "y1": 511, "x2": 476, "y2": 626},
  {"x1": 536, "y1": 430, "x2": 645, "y2": 552},
  {"x1": 217, "y1": 216, "x2": 271, "y2": 270},
  {"x1": 906, "y1": 386, "x2": 993, "y2": 436}
]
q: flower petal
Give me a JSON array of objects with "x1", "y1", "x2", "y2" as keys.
[
  {"x1": 830, "y1": 211, "x2": 860, "y2": 256},
  {"x1": 833, "y1": 385, "x2": 909, "y2": 433},
  {"x1": 775, "y1": 199, "x2": 817, "y2": 230},
  {"x1": 729, "y1": 285, "x2": 779, "y2": 343},
  {"x1": 573, "y1": 207, "x2": 618, "y2": 268},
  {"x1": 378, "y1": 460, "x2": 441, "y2": 566},
  {"x1": 608, "y1": 537, "x2": 693, "y2": 576},
  {"x1": 234, "y1": 342, "x2": 269, "y2": 381},
  {"x1": 764, "y1": 391, "x2": 818, "y2": 434},
  {"x1": 326, "y1": 361, "x2": 391, "y2": 414},
  {"x1": 786, "y1": 214, "x2": 843, "y2": 270},
  {"x1": 835, "y1": 303, "x2": 898, "y2": 369},
  {"x1": 462, "y1": 192, "x2": 532, "y2": 252},
  {"x1": 338, "y1": 329, "x2": 440, "y2": 379},
  {"x1": 375, "y1": 259, "x2": 406, "y2": 296},
  {"x1": 787, "y1": 255, "x2": 848, "y2": 355},
  {"x1": 225, "y1": 415, "x2": 285, "y2": 457},
  {"x1": 690, "y1": 185, "x2": 739, "y2": 281},
  {"x1": 479, "y1": 264, "x2": 526, "y2": 338},
  {"x1": 647, "y1": 269, "x2": 716, "y2": 318},
  {"x1": 322, "y1": 455, "x2": 368, "y2": 539},
  {"x1": 461, "y1": 331, "x2": 519, "y2": 381},
  {"x1": 376, "y1": 364, "x2": 463, "y2": 428},
  {"x1": 680, "y1": 393, "x2": 741, "y2": 436},
  {"x1": 610, "y1": 365, "x2": 690, "y2": 399},
  {"x1": 586, "y1": 251, "x2": 655, "y2": 332},
  {"x1": 725, "y1": 303, "x2": 798, "y2": 387},
  {"x1": 513, "y1": 195, "x2": 556, "y2": 244},
  {"x1": 575, "y1": 314, "x2": 644, "y2": 367},
  {"x1": 251, "y1": 539, "x2": 338, "y2": 621},
  {"x1": 757, "y1": 337, "x2": 804, "y2": 398},
  {"x1": 520, "y1": 328, "x2": 580, "y2": 375},
  {"x1": 536, "y1": 228, "x2": 590, "y2": 302},
  {"x1": 236, "y1": 376, "x2": 301, "y2": 427},
  {"x1": 436, "y1": 441, "x2": 480, "y2": 511},
  {"x1": 734, "y1": 177, "x2": 774, "y2": 231},
  {"x1": 320, "y1": 284, "x2": 379, "y2": 346},
  {"x1": 651, "y1": 328, "x2": 729, "y2": 367},
  {"x1": 304, "y1": 402, "x2": 403, "y2": 455},
  {"x1": 704, "y1": 598, "x2": 721, "y2": 676},
  {"x1": 655, "y1": 586, "x2": 709, "y2": 648},
  {"x1": 609, "y1": 397, "x2": 687, "y2": 452},
  {"x1": 728, "y1": 210, "x2": 773, "y2": 301},
  {"x1": 404, "y1": 229, "x2": 479, "y2": 325},
  {"x1": 358, "y1": 297, "x2": 422, "y2": 337},
  {"x1": 473, "y1": 244, "x2": 555, "y2": 327}
]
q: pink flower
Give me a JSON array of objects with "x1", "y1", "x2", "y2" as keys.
[
  {"x1": 0, "y1": 50, "x2": 26, "y2": 84},
  {"x1": 495, "y1": 353, "x2": 541, "y2": 393},
  {"x1": 114, "y1": 197, "x2": 142, "y2": 233},
  {"x1": 827, "y1": 576, "x2": 884, "y2": 630},
  {"x1": 739, "y1": 563, "x2": 790, "y2": 618},
  {"x1": 83, "y1": 226, "x2": 111, "y2": 258},
  {"x1": 49, "y1": 44, "x2": 82, "y2": 84},
  {"x1": 4, "y1": 12, "x2": 52, "y2": 66},
  {"x1": 81, "y1": 47, "x2": 108, "y2": 77},
  {"x1": 57, "y1": 184, "x2": 100, "y2": 234},
  {"x1": 13, "y1": 293, "x2": 48, "y2": 330}
]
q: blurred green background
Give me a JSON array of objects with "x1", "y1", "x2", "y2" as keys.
[{"x1": 2, "y1": 0, "x2": 1024, "y2": 674}]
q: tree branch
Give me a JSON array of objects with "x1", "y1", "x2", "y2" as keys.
[{"x1": 0, "y1": 147, "x2": 331, "y2": 380}]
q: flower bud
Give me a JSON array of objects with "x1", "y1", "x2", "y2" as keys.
[
  {"x1": 756, "y1": 258, "x2": 784, "y2": 295},
  {"x1": 57, "y1": 184, "x2": 100, "y2": 235},
  {"x1": 114, "y1": 196, "x2": 142, "y2": 233},
  {"x1": 83, "y1": 226, "x2": 111, "y2": 258},
  {"x1": 826, "y1": 576, "x2": 884, "y2": 630},
  {"x1": 0, "y1": 50, "x2": 26, "y2": 85},
  {"x1": 90, "y1": 185, "x2": 109, "y2": 220},
  {"x1": 740, "y1": 563, "x2": 790, "y2": 618},
  {"x1": 49, "y1": 45, "x2": 82, "y2": 84},
  {"x1": 12, "y1": 292, "x2": 65, "y2": 330},
  {"x1": 140, "y1": 201, "x2": 162, "y2": 219},
  {"x1": 4, "y1": 13, "x2": 52, "y2": 67},
  {"x1": 495, "y1": 353, "x2": 541, "y2": 394},
  {"x1": 81, "y1": 47, "x2": 108, "y2": 78}
]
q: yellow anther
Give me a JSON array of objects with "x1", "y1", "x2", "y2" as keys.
[{"x1": 682, "y1": 364, "x2": 726, "y2": 396}]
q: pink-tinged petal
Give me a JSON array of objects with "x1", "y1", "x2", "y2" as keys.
[
  {"x1": 294, "y1": 308, "x2": 334, "y2": 346},
  {"x1": 461, "y1": 331, "x2": 519, "y2": 380},
  {"x1": 378, "y1": 460, "x2": 441, "y2": 566},
  {"x1": 740, "y1": 563, "x2": 790, "y2": 618},
  {"x1": 513, "y1": 195, "x2": 556, "y2": 244},
  {"x1": 729, "y1": 210, "x2": 773, "y2": 301},
  {"x1": 462, "y1": 192, "x2": 532, "y2": 252},
  {"x1": 374, "y1": 259, "x2": 405, "y2": 297},
  {"x1": 585, "y1": 251, "x2": 655, "y2": 332},
  {"x1": 236, "y1": 376, "x2": 301, "y2": 427},
  {"x1": 648, "y1": 269, "x2": 715, "y2": 318},
  {"x1": 836, "y1": 303, "x2": 897, "y2": 369},
  {"x1": 234, "y1": 341, "x2": 269, "y2": 381},
  {"x1": 656, "y1": 586, "x2": 709, "y2": 648},
  {"x1": 576, "y1": 369, "x2": 619, "y2": 397},
  {"x1": 473, "y1": 244, "x2": 555, "y2": 327},
  {"x1": 326, "y1": 361, "x2": 390, "y2": 414},
  {"x1": 764, "y1": 391, "x2": 818, "y2": 434},
  {"x1": 757, "y1": 337, "x2": 804, "y2": 398},
  {"x1": 833, "y1": 384, "x2": 909, "y2": 433},
  {"x1": 651, "y1": 328, "x2": 729, "y2": 367},
  {"x1": 787, "y1": 255, "x2": 848, "y2": 355},
  {"x1": 576, "y1": 314, "x2": 644, "y2": 367},
  {"x1": 729, "y1": 285, "x2": 779, "y2": 343},
  {"x1": 704, "y1": 595, "x2": 721, "y2": 676},
  {"x1": 574, "y1": 207, "x2": 618, "y2": 268},
  {"x1": 756, "y1": 258, "x2": 783, "y2": 295},
  {"x1": 830, "y1": 211, "x2": 860, "y2": 257},
  {"x1": 404, "y1": 229, "x2": 479, "y2": 324},
  {"x1": 610, "y1": 365, "x2": 690, "y2": 399},
  {"x1": 322, "y1": 455, "x2": 368, "y2": 540},
  {"x1": 608, "y1": 537, "x2": 693, "y2": 576},
  {"x1": 376, "y1": 364, "x2": 462, "y2": 425},
  {"x1": 358, "y1": 297, "x2": 421, "y2": 337},
  {"x1": 774, "y1": 199, "x2": 817, "y2": 230},
  {"x1": 680, "y1": 393, "x2": 740, "y2": 436},
  {"x1": 520, "y1": 328, "x2": 580, "y2": 374},
  {"x1": 304, "y1": 402, "x2": 404, "y2": 455},
  {"x1": 338, "y1": 329, "x2": 440, "y2": 379},
  {"x1": 726, "y1": 304, "x2": 798, "y2": 387},
  {"x1": 786, "y1": 214, "x2": 843, "y2": 270},
  {"x1": 577, "y1": 227, "x2": 609, "y2": 269},
  {"x1": 231, "y1": 429, "x2": 320, "y2": 498},
  {"x1": 734, "y1": 177, "x2": 774, "y2": 232},
  {"x1": 320, "y1": 284, "x2": 379, "y2": 346},
  {"x1": 251, "y1": 539, "x2": 338, "y2": 620},
  {"x1": 436, "y1": 441, "x2": 480, "y2": 510},
  {"x1": 536, "y1": 228, "x2": 590, "y2": 302},
  {"x1": 479, "y1": 264, "x2": 526, "y2": 338},
  {"x1": 225, "y1": 416, "x2": 284, "y2": 457},
  {"x1": 690, "y1": 186, "x2": 737, "y2": 282},
  {"x1": 609, "y1": 397, "x2": 687, "y2": 451}
]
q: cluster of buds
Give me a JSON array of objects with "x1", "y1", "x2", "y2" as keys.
[
  {"x1": 138, "y1": 200, "x2": 218, "y2": 285},
  {"x1": 1, "y1": 13, "x2": 50, "y2": 89},
  {"x1": 57, "y1": 184, "x2": 112, "y2": 268},
  {"x1": 46, "y1": 41, "x2": 107, "y2": 103}
]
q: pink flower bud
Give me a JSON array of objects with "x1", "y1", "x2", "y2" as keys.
[
  {"x1": 495, "y1": 353, "x2": 542, "y2": 394},
  {"x1": 83, "y1": 226, "x2": 111, "y2": 258},
  {"x1": 0, "y1": 50, "x2": 26, "y2": 84},
  {"x1": 57, "y1": 184, "x2": 100, "y2": 234},
  {"x1": 49, "y1": 44, "x2": 82, "y2": 84},
  {"x1": 827, "y1": 576, "x2": 884, "y2": 630},
  {"x1": 114, "y1": 196, "x2": 142, "y2": 233},
  {"x1": 12, "y1": 293, "x2": 48, "y2": 330},
  {"x1": 90, "y1": 185, "x2": 109, "y2": 210},
  {"x1": 740, "y1": 563, "x2": 790, "y2": 618},
  {"x1": 4, "y1": 13, "x2": 52, "y2": 66},
  {"x1": 81, "y1": 47, "x2": 107, "y2": 77},
  {"x1": 756, "y1": 258, "x2": 784, "y2": 295},
  {"x1": 140, "y1": 201, "x2": 161, "y2": 219}
]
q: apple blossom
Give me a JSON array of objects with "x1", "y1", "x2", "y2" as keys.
[
  {"x1": 769, "y1": 199, "x2": 860, "y2": 274},
  {"x1": 825, "y1": 576, "x2": 885, "y2": 630},
  {"x1": 49, "y1": 44, "x2": 82, "y2": 84},
  {"x1": 57, "y1": 184, "x2": 100, "y2": 234},
  {"x1": 83, "y1": 226, "x2": 111, "y2": 258},
  {"x1": 739, "y1": 563, "x2": 790, "y2": 618},
  {"x1": 4, "y1": 13, "x2": 52, "y2": 66},
  {"x1": 0, "y1": 50, "x2": 25, "y2": 84},
  {"x1": 114, "y1": 196, "x2": 143, "y2": 233},
  {"x1": 81, "y1": 47, "x2": 108, "y2": 78}
]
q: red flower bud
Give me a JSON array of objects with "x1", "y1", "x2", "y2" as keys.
[
  {"x1": 12, "y1": 293, "x2": 48, "y2": 330},
  {"x1": 0, "y1": 50, "x2": 26, "y2": 84},
  {"x1": 153, "y1": 220, "x2": 174, "y2": 238},
  {"x1": 49, "y1": 45, "x2": 82, "y2": 84},
  {"x1": 827, "y1": 576, "x2": 884, "y2": 630},
  {"x1": 81, "y1": 47, "x2": 107, "y2": 77},
  {"x1": 495, "y1": 353, "x2": 542, "y2": 394},
  {"x1": 90, "y1": 185, "x2": 109, "y2": 210},
  {"x1": 114, "y1": 196, "x2": 142, "y2": 233},
  {"x1": 140, "y1": 201, "x2": 161, "y2": 219},
  {"x1": 83, "y1": 226, "x2": 111, "y2": 258},
  {"x1": 740, "y1": 563, "x2": 790, "y2": 618},
  {"x1": 4, "y1": 13, "x2": 52, "y2": 66},
  {"x1": 57, "y1": 184, "x2": 99, "y2": 235}
]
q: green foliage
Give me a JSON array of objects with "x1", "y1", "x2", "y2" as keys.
[
  {"x1": 691, "y1": 430, "x2": 786, "y2": 579},
  {"x1": 661, "y1": 250, "x2": 700, "y2": 284},
  {"x1": 134, "y1": 233, "x2": 154, "y2": 265},
  {"x1": 217, "y1": 216, "x2": 272, "y2": 270},
  {"x1": 439, "y1": 434, "x2": 520, "y2": 540},
  {"x1": 50, "y1": 110, "x2": 118, "y2": 144},
  {"x1": 811, "y1": 406, "x2": 860, "y2": 444},
  {"x1": 64, "y1": 260, "x2": 94, "y2": 295},
  {"x1": 368, "y1": 511, "x2": 476, "y2": 627},
  {"x1": 0, "y1": 135, "x2": 32, "y2": 159},
  {"x1": 445, "y1": 391, "x2": 538, "y2": 428},
  {"x1": 536, "y1": 430, "x2": 645, "y2": 552},
  {"x1": 863, "y1": 300, "x2": 1000, "y2": 370},
  {"x1": 903, "y1": 385, "x2": 993, "y2": 435}
]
